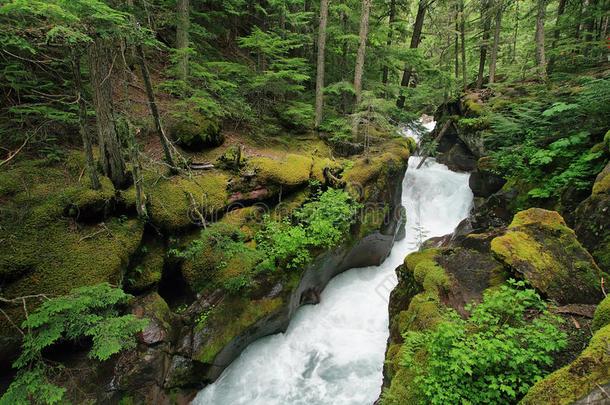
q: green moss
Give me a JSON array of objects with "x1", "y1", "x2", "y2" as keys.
[
  {"x1": 404, "y1": 249, "x2": 439, "y2": 273},
  {"x1": 604, "y1": 129, "x2": 610, "y2": 153},
  {"x1": 63, "y1": 150, "x2": 87, "y2": 177},
  {"x1": 311, "y1": 157, "x2": 342, "y2": 184},
  {"x1": 477, "y1": 156, "x2": 498, "y2": 173},
  {"x1": 343, "y1": 139, "x2": 410, "y2": 188},
  {"x1": 592, "y1": 165, "x2": 610, "y2": 196},
  {"x1": 0, "y1": 218, "x2": 144, "y2": 335},
  {"x1": 508, "y1": 208, "x2": 567, "y2": 230},
  {"x1": 221, "y1": 206, "x2": 262, "y2": 240},
  {"x1": 405, "y1": 137, "x2": 417, "y2": 154},
  {"x1": 250, "y1": 154, "x2": 313, "y2": 186},
  {"x1": 136, "y1": 292, "x2": 172, "y2": 332},
  {"x1": 148, "y1": 173, "x2": 229, "y2": 232},
  {"x1": 180, "y1": 222, "x2": 261, "y2": 294},
  {"x1": 403, "y1": 293, "x2": 445, "y2": 332},
  {"x1": 382, "y1": 364, "x2": 426, "y2": 405},
  {"x1": 193, "y1": 297, "x2": 283, "y2": 364},
  {"x1": 270, "y1": 188, "x2": 309, "y2": 222},
  {"x1": 464, "y1": 97, "x2": 484, "y2": 116},
  {"x1": 128, "y1": 242, "x2": 165, "y2": 291},
  {"x1": 491, "y1": 208, "x2": 604, "y2": 304},
  {"x1": 358, "y1": 204, "x2": 388, "y2": 238},
  {"x1": 63, "y1": 176, "x2": 115, "y2": 219},
  {"x1": 384, "y1": 343, "x2": 402, "y2": 381},
  {"x1": 171, "y1": 112, "x2": 224, "y2": 150},
  {"x1": 0, "y1": 169, "x2": 22, "y2": 197},
  {"x1": 592, "y1": 296, "x2": 610, "y2": 331},
  {"x1": 519, "y1": 324, "x2": 610, "y2": 405}
]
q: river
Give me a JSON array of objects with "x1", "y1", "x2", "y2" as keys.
[{"x1": 193, "y1": 123, "x2": 473, "y2": 404}]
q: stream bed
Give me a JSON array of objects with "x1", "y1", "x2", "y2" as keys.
[{"x1": 193, "y1": 125, "x2": 473, "y2": 405}]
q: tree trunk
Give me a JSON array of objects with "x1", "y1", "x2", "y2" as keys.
[
  {"x1": 314, "y1": 0, "x2": 330, "y2": 129},
  {"x1": 397, "y1": 0, "x2": 427, "y2": 108},
  {"x1": 460, "y1": 0, "x2": 467, "y2": 90},
  {"x1": 476, "y1": 2, "x2": 492, "y2": 88},
  {"x1": 583, "y1": 0, "x2": 599, "y2": 53},
  {"x1": 578, "y1": 0, "x2": 590, "y2": 36},
  {"x1": 70, "y1": 48, "x2": 101, "y2": 190},
  {"x1": 548, "y1": 0, "x2": 566, "y2": 70},
  {"x1": 382, "y1": 0, "x2": 397, "y2": 85},
  {"x1": 126, "y1": 0, "x2": 176, "y2": 171},
  {"x1": 511, "y1": 0, "x2": 520, "y2": 62},
  {"x1": 87, "y1": 37, "x2": 129, "y2": 189},
  {"x1": 176, "y1": 0, "x2": 190, "y2": 95},
  {"x1": 454, "y1": 4, "x2": 459, "y2": 79},
  {"x1": 353, "y1": 0, "x2": 371, "y2": 111},
  {"x1": 535, "y1": 0, "x2": 548, "y2": 81},
  {"x1": 135, "y1": 44, "x2": 176, "y2": 170},
  {"x1": 489, "y1": 1, "x2": 503, "y2": 84},
  {"x1": 340, "y1": 9, "x2": 349, "y2": 113}
]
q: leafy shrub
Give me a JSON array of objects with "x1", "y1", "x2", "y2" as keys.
[
  {"x1": 401, "y1": 280, "x2": 567, "y2": 405},
  {"x1": 255, "y1": 188, "x2": 361, "y2": 272},
  {"x1": 295, "y1": 188, "x2": 360, "y2": 248},
  {"x1": 255, "y1": 217, "x2": 312, "y2": 271},
  {"x1": 1, "y1": 283, "x2": 148, "y2": 405}
]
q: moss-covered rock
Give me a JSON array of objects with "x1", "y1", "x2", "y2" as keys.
[
  {"x1": 311, "y1": 157, "x2": 342, "y2": 184},
  {"x1": 220, "y1": 206, "x2": 264, "y2": 240},
  {"x1": 171, "y1": 113, "x2": 224, "y2": 150},
  {"x1": 574, "y1": 162, "x2": 610, "y2": 273},
  {"x1": 0, "y1": 156, "x2": 149, "y2": 339},
  {"x1": 463, "y1": 96, "x2": 485, "y2": 117},
  {"x1": 0, "y1": 217, "x2": 143, "y2": 336},
  {"x1": 127, "y1": 241, "x2": 165, "y2": 292},
  {"x1": 519, "y1": 324, "x2": 610, "y2": 405},
  {"x1": 491, "y1": 208, "x2": 606, "y2": 305},
  {"x1": 343, "y1": 138, "x2": 411, "y2": 204},
  {"x1": 63, "y1": 176, "x2": 116, "y2": 221},
  {"x1": 180, "y1": 223, "x2": 262, "y2": 294},
  {"x1": 192, "y1": 296, "x2": 283, "y2": 364},
  {"x1": 591, "y1": 160, "x2": 610, "y2": 197},
  {"x1": 382, "y1": 249, "x2": 447, "y2": 403},
  {"x1": 148, "y1": 173, "x2": 229, "y2": 232},
  {"x1": 592, "y1": 296, "x2": 610, "y2": 332},
  {"x1": 249, "y1": 154, "x2": 313, "y2": 186}
]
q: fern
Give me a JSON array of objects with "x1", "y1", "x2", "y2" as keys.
[{"x1": 2, "y1": 283, "x2": 148, "y2": 405}]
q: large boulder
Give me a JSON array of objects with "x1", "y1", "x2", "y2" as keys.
[
  {"x1": 381, "y1": 246, "x2": 505, "y2": 402},
  {"x1": 440, "y1": 142, "x2": 478, "y2": 172},
  {"x1": 468, "y1": 157, "x2": 506, "y2": 198},
  {"x1": 491, "y1": 208, "x2": 607, "y2": 305},
  {"x1": 171, "y1": 112, "x2": 224, "y2": 150},
  {"x1": 520, "y1": 324, "x2": 610, "y2": 405},
  {"x1": 574, "y1": 161, "x2": 610, "y2": 273},
  {"x1": 592, "y1": 296, "x2": 610, "y2": 332}
]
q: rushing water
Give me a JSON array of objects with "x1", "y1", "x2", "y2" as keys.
[{"x1": 193, "y1": 123, "x2": 473, "y2": 405}]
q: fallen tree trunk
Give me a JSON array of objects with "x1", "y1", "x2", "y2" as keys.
[{"x1": 416, "y1": 119, "x2": 453, "y2": 169}]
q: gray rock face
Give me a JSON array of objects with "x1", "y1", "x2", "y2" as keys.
[{"x1": 572, "y1": 382, "x2": 610, "y2": 405}]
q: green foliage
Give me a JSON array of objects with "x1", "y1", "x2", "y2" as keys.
[
  {"x1": 256, "y1": 188, "x2": 361, "y2": 272},
  {"x1": 488, "y1": 78, "x2": 610, "y2": 200},
  {"x1": 295, "y1": 188, "x2": 360, "y2": 248},
  {"x1": 402, "y1": 280, "x2": 567, "y2": 405},
  {"x1": 1, "y1": 283, "x2": 148, "y2": 405},
  {"x1": 0, "y1": 365, "x2": 66, "y2": 405},
  {"x1": 174, "y1": 222, "x2": 261, "y2": 295}
]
